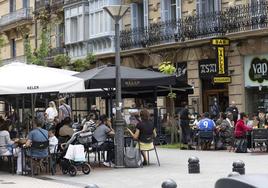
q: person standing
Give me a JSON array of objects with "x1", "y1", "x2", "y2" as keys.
[
  {"x1": 210, "y1": 98, "x2": 220, "y2": 121},
  {"x1": 226, "y1": 101, "x2": 239, "y2": 124},
  {"x1": 58, "y1": 98, "x2": 72, "y2": 123},
  {"x1": 179, "y1": 103, "x2": 194, "y2": 150},
  {"x1": 128, "y1": 109, "x2": 157, "y2": 165},
  {"x1": 44, "y1": 101, "x2": 58, "y2": 130}
]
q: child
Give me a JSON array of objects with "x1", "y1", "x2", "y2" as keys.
[{"x1": 48, "y1": 129, "x2": 58, "y2": 154}]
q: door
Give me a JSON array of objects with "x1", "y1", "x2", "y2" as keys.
[{"x1": 203, "y1": 89, "x2": 229, "y2": 113}]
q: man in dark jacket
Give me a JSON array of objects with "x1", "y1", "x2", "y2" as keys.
[
  {"x1": 179, "y1": 103, "x2": 194, "y2": 150},
  {"x1": 226, "y1": 101, "x2": 239, "y2": 124}
]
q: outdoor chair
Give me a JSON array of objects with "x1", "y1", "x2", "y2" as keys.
[
  {"x1": 26, "y1": 140, "x2": 51, "y2": 176},
  {"x1": 0, "y1": 145, "x2": 15, "y2": 174},
  {"x1": 138, "y1": 139, "x2": 160, "y2": 167},
  {"x1": 251, "y1": 129, "x2": 268, "y2": 152},
  {"x1": 197, "y1": 130, "x2": 214, "y2": 150}
]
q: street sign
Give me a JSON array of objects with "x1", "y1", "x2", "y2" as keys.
[
  {"x1": 218, "y1": 47, "x2": 225, "y2": 74},
  {"x1": 211, "y1": 38, "x2": 230, "y2": 46},
  {"x1": 213, "y1": 76, "x2": 232, "y2": 83}
]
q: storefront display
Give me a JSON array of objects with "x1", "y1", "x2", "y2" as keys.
[{"x1": 245, "y1": 54, "x2": 268, "y2": 112}]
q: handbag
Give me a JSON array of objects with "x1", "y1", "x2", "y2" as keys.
[
  {"x1": 64, "y1": 144, "x2": 86, "y2": 162},
  {"x1": 124, "y1": 140, "x2": 142, "y2": 168}
]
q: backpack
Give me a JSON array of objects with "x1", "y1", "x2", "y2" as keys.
[
  {"x1": 124, "y1": 141, "x2": 142, "y2": 168},
  {"x1": 235, "y1": 139, "x2": 247, "y2": 153}
]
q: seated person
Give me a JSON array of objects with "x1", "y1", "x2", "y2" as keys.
[
  {"x1": 81, "y1": 113, "x2": 96, "y2": 132},
  {"x1": 234, "y1": 112, "x2": 252, "y2": 138},
  {"x1": 25, "y1": 117, "x2": 49, "y2": 158},
  {"x1": 197, "y1": 112, "x2": 215, "y2": 131},
  {"x1": 215, "y1": 113, "x2": 233, "y2": 149},
  {"x1": 0, "y1": 121, "x2": 22, "y2": 174},
  {"x1": 25, "y1": 117, "x2": 49, "y2": 175},
  {"x1": 93, "y1": 115, "x2": 115, "y2": 167},
  {"x1": 58, "y1": 117, "x2": 74, "y2": 142},
  {"x1": 197, "y1": 112, "x2": 215, "y2": 150}
]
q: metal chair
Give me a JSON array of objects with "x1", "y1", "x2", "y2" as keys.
[
  {"x1": 26, "y1": 140, "x2": 50, "y2": 176},
  {"x1": 251, "y1": 129, "x2": 268, "y2": 152},
  {"x1": 197, "y1": 131, "x2": 214, "y2": 150},
  {"x1": 138, "y1": 139, "x2": 160, "y2": 167},
  {"x1": 0, "y1": 145, "x2": 15, "y2": 174}
]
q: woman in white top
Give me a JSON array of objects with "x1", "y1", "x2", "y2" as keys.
[
  {"x1": 0, "y1": 121, "x2": 22, "y2": 174},
  {"x1": 45, "y1": 101, "x2": 58, "y2": 123}
]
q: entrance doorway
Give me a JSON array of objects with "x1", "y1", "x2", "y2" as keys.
[{"x1": 202, "y1": 80, "x2": 229, "y2": 113}]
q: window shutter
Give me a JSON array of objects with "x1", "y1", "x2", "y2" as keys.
[
  {"x1": 143, "y1": 0, "x2": 149, "y2": 27},
  {"x1": 131, "y1": 3, "x2": 138, "y2": 29},
  {"x1": 176, "y1": 0, "x2": 181, "y2": 20},
  {"x1": 161, "y1": 0, "x2": 170, "y2": 22}
]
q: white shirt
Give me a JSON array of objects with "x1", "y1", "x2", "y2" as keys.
[
  {"x1": 45, "y1": 107, "x2": 58, "y2": 121},
  {"x1": 49, "y1": 136, "x2": 58, "y2": 153}
]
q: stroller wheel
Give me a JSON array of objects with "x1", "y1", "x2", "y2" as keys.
[
  {"x1": 62, "y1": 168, "x2": 68, "y2": 175},
  {"x1": 69, "y1": 165, "x2": 77, "y2": 176},
  {"x1": 82, "y1": 163, "x2": 91, "y2": 175}
]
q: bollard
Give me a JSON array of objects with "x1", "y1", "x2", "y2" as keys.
[
  {"x1": 188, "y1": 156, "x2": 200, "y2": 174},
  {"x1": 85, "y1": 184, "x2": 99, "y2": 188},
  {"x1": 161, "y1": 179, "x2": 177, "y2": 188},
  {"x1": 232, "y1": 160, "x2": 245, "y2": 175},
  {"x1": 227, "y1": 171, "x2": 240, "y2": 177}
]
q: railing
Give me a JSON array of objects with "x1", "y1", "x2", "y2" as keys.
[
  {"x1": 120, "y1": 2, "x2": 268, "y2": 50},
  {"x1": 51, "y1": 0, "x2": 64, "y2": 6},
  {"x1": 64, "y1": 0, "x2": 87, "y2": 5},
  {"x1": 35, "y1": 0, "x2": 50, "y2": 10},
  {"x1": 0, "y1": 8, "x2": 33, "y2": 27},
  {"x1": 35, "y1": 0, "x2": 64, "y2": 10},
  {"x1": 48, "y1": 47, "x2": 65, "y2": 57}
]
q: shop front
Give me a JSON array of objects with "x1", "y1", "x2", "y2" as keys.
[
  {"x1": 245, "y1": 54, "x2": 268, "y2": 113},
  {"x1": 199, "y1": 58, "x2": 229, "y2": 113}
]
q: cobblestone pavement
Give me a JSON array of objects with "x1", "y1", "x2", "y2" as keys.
[{"x1": 1, "y1": 148, "x2": 268, "y2": 188}]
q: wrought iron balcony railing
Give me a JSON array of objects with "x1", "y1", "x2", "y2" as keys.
[
  {"x1": 0, "y1": 8, "x2": 33, "y2": 28},
  {"x1": 35, "y1": 0, "x2": 64, "y2": 10},
  {"x1": 64, "y1": 0, "x2": 87, "y2": 5},
  {"x1": 35, "y1": 0, "x2": 50, "y2": 10},
  {"x1": 120, "y1": 2, "x2": 268, "y2": 50}
]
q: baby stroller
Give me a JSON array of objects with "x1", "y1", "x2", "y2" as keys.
[{"x1": 59, "y1": 127, "x2": 95, "y2": 176}]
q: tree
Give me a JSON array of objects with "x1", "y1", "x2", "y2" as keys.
[
  {"x1": 159, "y1": 61, "x2": 178, "y2": 144},
  {"x1": 71, "y1": 53, "x2": 96, "y2": 71},
  {"x1": 24, "y1": 28, "x2": 50, "y2": 65},
  {"x1": 53, "y1": 54, "x2": 70, "y2": 68}
]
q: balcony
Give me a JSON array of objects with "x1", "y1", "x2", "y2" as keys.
[
  {"x1": 49, "y1": 46, "x2": 65, "y2": 57},
  {"x1": 120, "y1": 2, "x2": 268, "y2": 50},
  {"x1": 35, "y1": 0, "x2": 64, "y2": 12},
  {"x1": 64, "y1": 0, "x2": 88, "y2": 6},
  {"x1": 0, "y1": 8, "x2": 33, "y2": 32}
]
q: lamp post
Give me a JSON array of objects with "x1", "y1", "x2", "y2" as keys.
[{"x1": 103, "y1": 5, "x2": 129, "y2": 167}]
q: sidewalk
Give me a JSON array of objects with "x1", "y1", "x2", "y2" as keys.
[{"x1": 1, "y1": 148, "x2": 268, "y2": 188}]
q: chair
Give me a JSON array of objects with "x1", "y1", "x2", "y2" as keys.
[
  {"x1": 0, "y1": 145, "x2": 15, "y2": 174},
  {"x1": 26, "y1": 140, "x2": 51, "y2": 176},
  {"x1": 251, "y1": 129, "x2": 268, "y2": 152},
  {"x1": 197, "y1": 131, "x2": 214, "y2": 150},
  {"x1": 138, "y1": 139, "x2": 160, "y2": 167}
]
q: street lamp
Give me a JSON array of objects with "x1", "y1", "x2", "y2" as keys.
[{"x1": 103, "y1": 5, "x2": 129, "y2": 167}]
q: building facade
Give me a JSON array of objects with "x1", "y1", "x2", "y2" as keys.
[
  {"x1": 0, "y1": 0, "x2": 65, "y2": 65},
  {"x1": 116, "y1": 0, "x2": 268, "y2": 114},
  {"x1": 63, "y1": 0, "x2": 121, "y2": 60}
]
